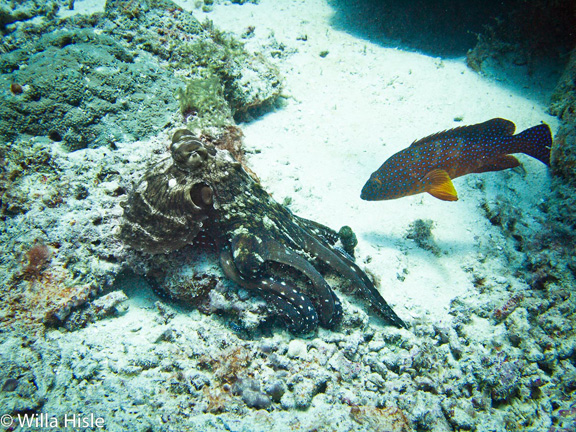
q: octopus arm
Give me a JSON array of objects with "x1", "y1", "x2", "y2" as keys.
[
  {"x1": 219, "y1": 247, "x2": 319, "y2": 334},
  {"x1": 121, "y1": 131, "x2": 407, "y2": 334},
  {"x1": 301, "y1": 233, "x2": 407, "y2": 329},
  {"x1": 292, "y1": 215, "x2": 340, "y2": 245},
  {"x1": 254, "y1": 238, "x2": 342, "y2": 329},
  {"x1": 229, "y1": 232, "x2": 341, "y2": 329}
]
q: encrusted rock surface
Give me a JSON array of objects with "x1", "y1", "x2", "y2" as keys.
[
  {"x1": 0, "y1": 0, "x2": 60, "y2": 29},
  {"x1": 0, "y1": 0, "x2": 281, "y2": 150},
  {"x1": 465, "y1": 0, "x2": 574, "y2": 86},
  {"x1": 550, "y1": 50, "x2": 576, "y2": 185},
  {"x1": 1, "y1": 29, "x2": 178, "y2": 150},
  {"x1": 0, "y1": 1, "x2": 575, "y2": 431}
]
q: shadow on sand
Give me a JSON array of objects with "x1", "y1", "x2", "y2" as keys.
[{"x1": 327, "y1": 0, "x2": 509, "y2": 58}]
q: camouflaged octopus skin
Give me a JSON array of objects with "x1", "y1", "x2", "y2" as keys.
[{"x1": 120, "y1": 130, "x2": 406, "y2": 333}]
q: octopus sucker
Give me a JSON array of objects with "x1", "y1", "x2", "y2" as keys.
[
  {"x1": 247, "y1": 237, "x2": 342, "y2": 328},
  {"x1": 120, "y1": 130, "x2": 405, "y2": 333},
  {"x1": 220, "y1": 247, "x2": 318, "y2": 334}
]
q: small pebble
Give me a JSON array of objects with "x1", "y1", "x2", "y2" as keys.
[{"x1": 287, "y1": 339, "x2": 308, "y2": 359}]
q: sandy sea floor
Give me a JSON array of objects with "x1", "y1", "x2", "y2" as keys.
[
  {"x1": 2, "y1": 1, "x2": 572, "y2": 431},
  {"x1": 186, "y1": 0, "x2": 560, "y2": 321}
]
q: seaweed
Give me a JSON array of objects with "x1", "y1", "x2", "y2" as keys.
[
  {"x1": 176, "y1": 75, "x2": 233, "y2": 130},
  {"x1": 23, "y1": 244, "x2": 52, "y2": 281}
]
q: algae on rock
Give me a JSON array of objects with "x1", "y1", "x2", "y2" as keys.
[
  {"x1": 0, "y1": 0, "x2": 59, "y2": 30},
  {"x1": 0, "y1": 28, "x2": 179, "y2": 151},
  {"x1": 174, "y1": 20, "x2": 282, "y2": 124},
  {"x1": 176, "y1": 75, "x2": 234, "y2": 131},
  {"x1": 0, "y1": 0, "x2": 282, "y2": 149},
  {"x1": 550, "y1": 50, "x2": 576, "y2": 185},
  {"x1": 103, "y1": 0, "x2": 282, "y2": 126}
]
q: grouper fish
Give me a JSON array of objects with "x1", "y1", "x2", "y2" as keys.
[{"x1": 360, "y1": 118, "x2": 552, "y2": 202}]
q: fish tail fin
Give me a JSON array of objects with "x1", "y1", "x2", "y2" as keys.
[{"x1": 512, "y1": 123, "x2": 552, "y2": 166}]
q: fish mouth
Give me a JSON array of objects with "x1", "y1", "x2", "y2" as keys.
[{"x1": 360, "y1": 182, "x2": 378, "y2": 201}]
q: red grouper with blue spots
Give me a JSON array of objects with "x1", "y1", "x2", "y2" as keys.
[{"x1": 360, "y1": 118, "x2": 552, "y2": 202}]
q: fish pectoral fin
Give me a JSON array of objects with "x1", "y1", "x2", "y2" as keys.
[
  {"x1": 473, "y1": 155, "x2": 520, "y2": 173},
  {"x1": 423, "y1": 169, "x2": 458, "y2": 201}
]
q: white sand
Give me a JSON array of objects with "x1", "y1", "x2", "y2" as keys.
[
  {"x1": 172, "y1": 0, "x2": 559, "y2": 325},
  {"x1": 59, "y1": 0, "x2": 106, "y2": 17},
  {"x1": 54, "y1": 0, "x2": 560, "y2": 331}
]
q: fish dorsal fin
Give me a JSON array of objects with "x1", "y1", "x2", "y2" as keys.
[
  {"x1": 422, "y1": 169, "x2": 458, "y2": 201},
  {"x1": 409, "y1": 118, "x2": 516, "y2": 149}
]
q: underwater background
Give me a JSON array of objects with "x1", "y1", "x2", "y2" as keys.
[{"x1": 1, "y1": 0, "x2": 576, "y2": 430}]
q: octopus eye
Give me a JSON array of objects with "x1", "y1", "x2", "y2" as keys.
[
  {"x1": 190, "y1": 183, "x2": 213, "y2": 209},
  {"x1": 171, "y1": 138, "x2": 209, "y2": 169},
  {"x1": 200, "y1": 185, "x2": 213, "y2": 205},
  {"x1": 172, "y1": 129, "x2": 194, "y2": 144}
]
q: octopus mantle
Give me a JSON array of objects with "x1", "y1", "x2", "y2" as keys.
[{"x1": 120, "y1": 130, "x2": 405, "y2": 333}]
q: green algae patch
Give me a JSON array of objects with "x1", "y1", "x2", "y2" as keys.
[
  {"x1": 0, "y1": 0, "x2": 281, "y2": 150},
  {"x1": 0, "y1": 28, "x2": 179, "y2": 151},
  {"x1": 173, "y1": 21, "x2": 282, "y2": 127},
  {"x1": 176, "y1": 75, "x2": 233, "y2": 131}
]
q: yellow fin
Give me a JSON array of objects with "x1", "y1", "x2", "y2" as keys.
[{"x1": 423, "y1": 169, "x2": 458, "y2": 201}]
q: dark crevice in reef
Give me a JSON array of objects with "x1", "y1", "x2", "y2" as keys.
[
  {"x1": 328, "y1": 0, "x2": 575, "y2": 92},
  {"x1": 328, "y1": 0, "x2": 508, "y2": 57},
  {"x1": 328, "y1": 0, "x2": 575, "y2": 58}
]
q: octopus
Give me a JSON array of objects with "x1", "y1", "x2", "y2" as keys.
[{"x1": 120, "y1": 130, "x2": 406, "y2": 334}]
